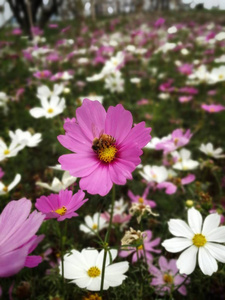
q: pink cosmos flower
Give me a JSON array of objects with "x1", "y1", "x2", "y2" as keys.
[
  {"x1": 0, "y1": 167, "x2": 4, "y2": 179},
  {"x1": 33, "y1": 70, "x2": 52, "y2": 79},
  {"x1": 101, "y1": 212, "x2": 131, "y2": 230},
  {"x1": 35, "y1": 189, "x2": 88, "y2": 221},
  {"x1": 0, "y1": 198, "x2": 45, "y2": 277},
  {"x1": 201, "y1": 104, "x2": 225, "y2": 113},
  {"x1": 149, "y1": 256, "x2": 188, "y2": 296},
  {"x1": 178, "y1": 63, "x2": 193, "y2": 75},
  {"x1": 119, "y1": 230, "x2": 161, "y2": 263},
  {"x1": 58, "y1": 99, "x2": 151, "y2": 196},
  {"x1": 128, "y1": 186, "x2": 156, "y2": 208},
  {"x1": 178, "y1": 96, "x2": 193, "y2": 103},
  {"x1": 155, "y1": 129, "x2": 192, "y2": 154}
]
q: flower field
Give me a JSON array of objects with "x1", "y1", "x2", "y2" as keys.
[{"x1": 1, "y1": 10, "x2": 225, "y2": 300}]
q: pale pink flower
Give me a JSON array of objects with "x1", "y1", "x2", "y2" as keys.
[{"x1": 201, "y1": 104, "x2": 225, "y2": 113}]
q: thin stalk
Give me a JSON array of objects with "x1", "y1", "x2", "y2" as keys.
[{"x1": 100, "y1": 185, "x2": 116, "y2": 295}]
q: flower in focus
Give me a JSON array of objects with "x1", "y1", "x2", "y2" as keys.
[
  {"x1": 9, "y1": 129, "x2": 42, "y2": 149},
  {"x1": 79, "y1": 212, "x2": 108, "y2": 235},
  {"x1": 119, "y1": 230, "x2": 161, "y2": 263},
  {"x1": 0, "y1": 198, "x2": 45, "y2": 277},
  {"x1": 162, "y1": 207, "x2": 225, "y2": 275},
  {"x1": 36, "y1": 171, "x2": 77, "y2": 192},
  {"x1": 121, "y1": 227, "x2": 145, "y2": 246},
  {"x1": 60, "y1": 248, "x2": 129, "y2": 291},
  {"x1": 129, "y1": 202, "x2": 158, "y2": 224},
  {"x1": 35, "y1": 189, "x2": 88, "y2": 221},
  {"x1": 199, "y1": 143, "x2": 225, "y2": 159},
  {"x1": 149, "y1": 256, "x2": 189, "y2": 296},
  {"x1": 0, "y1": 174, "x2": 21, "y2": 195},
  {"x1": 58, "y1": 99, "x2": 151, "y2": 196},
  {"x1": 29, "y1": 95, "x2": 66, "y2": 118}
]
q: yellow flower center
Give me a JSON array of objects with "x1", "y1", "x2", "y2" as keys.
[
  {"x1": 83, "y1": 293, "x2": 102, "y2": 300},
  {"x1": 209, "y1": 107, "x2": 215, "y2": 112},
  {"x1": 4, "y1": 149, "x2": 10, "y2": 155},
  {"x1": 92, "y1": 134, "x2": 117, "y2": 163},
  {"x1": 192, "y1": 233, "x2": 207, "y2": 247},
  {"x1": 163, "y1": 273, "x2": 174, "y2": 284},
  {"x1": 138, "y1": 197, "x2": 144, "y2": 203},
  {"x1": 54, "y1": 206, "x2": 67, "y2": 216},
  {"x1": 219, "y1": 74, "x2": 224, "y2": 80},
  {"x1": 87, "y1": 266, "x2": 101, "y2": 278},
  {"x1": 48, "y1": 108, "x2": 54, "y2": 113},
  {"x1": 137, "y1": 245, "x2": 143, "y2": 250},
  {"x1": 3, "y1": 186, "x2": 8, "y2": 192},
  {"x1": 174, "y1": 138, "x2": 179, "y2": 145},
  {"x1": 92, "y1": 223, "x2": 98, "y2": 230}
]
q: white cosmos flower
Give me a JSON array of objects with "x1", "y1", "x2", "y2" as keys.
[
  {"x1": 36, "y1": 171, "x2": 76, "y2": 192},
  {"x1": 139, "y1": 165, "x2": 168, "y2": 183},
  {"x1": 199, "y1": 143, "x2": 225, "y2": 159},
  {"x1": 37, "y1": 84, "x2": 64, "y2": 99},
  {"x1": 104, "y1": 71, "x2": 125, "y2": 93},
  {"x1": 60, "y1": 248, "x2": 129, "y2": 291},
  {"x1": 172, "y1": 148, "x2": 199, "y2": 170},
  {"x1": 162, "y1": 207, "x2": 225, "y2": 275},
  {"x1": 9, "y1": 129, "x2": 42, "y2": 149},
  {"x1": 29, "y1": 96, "x2": 66, "y2": 119},
  {"x1": 0, "y1": 139, "x2": 23, "y2": 161},
  {"x1": 0, "y1": 174, "x2": 21, "y2": 195},
  {"x1": 79, "y1": 212, "x2": 108, "y2": 235}
]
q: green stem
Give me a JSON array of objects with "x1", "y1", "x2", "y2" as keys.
[{"x1": 100, "y1": 184, "x2": 116, "y2": 296}]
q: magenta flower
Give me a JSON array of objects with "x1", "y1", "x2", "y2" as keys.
[
  {"x1": 128, "y1": 186, "x2": 156, "y2": 208},
  {"x1": 155, "y1": 129, "x2": 192, "y2": 154},
  {"x1": 201, "y1": 104, "x2": 225, "y2": 113},
  {"x1": 35, "y1": 189, "x2": 88, "y2": 221},
  {"x1": 0, "y1": 198, "x2": 45, "y2": 277},
  {"x1": 178, "y1": 96, "x2": 193, "y2": 103},
  {"x1": 33, "y1": 70, "x2": 52, "y2": 79},
  {"x1": 149, "y1": 256, "x2": 189, "y2": 296},
  {"x1": 0, "y1": 167, "x2": 4, "y2": 179},
  {"x1": 58, "y1": 99, "x2": 151, "y2": 196},
  {"x1": 119, "y1": 230, "x2": 161, "y2": 263}
]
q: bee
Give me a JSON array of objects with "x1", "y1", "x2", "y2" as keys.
[{"x1": 92, "y1": 134, "x2": 116, "y2": 152}]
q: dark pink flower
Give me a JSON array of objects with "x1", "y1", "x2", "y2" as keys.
[
  {"x1": 119, "y1": 230, "x2": 161, "y2": 263},
  {"x1": 35, "y1": 189, "x2": 88, "y2": 221},
  {"x1": 33, "y1": 70, "x2": 52, "y2": 79},
  {"x1": 0, "y1": 198, "x2": 44, "y2": 277},
  {"x1": 0, "y1": 167, "x2": 4, "y2": 180},
  {"x1": 58, "y1": 99, "x2": 151, "y2": 196},
  {"x1": 201, "y1": 104, "x2": 225, "y2": 113},
  {"x1": 178, "y1": 63, "x2": 193, "y2": 75},
  {"x1": 128, "y1": 186, "x2": 156, "y2": 208},
  {"x1": 149, "y1": 256, "x2": 189, "y2": 296}
]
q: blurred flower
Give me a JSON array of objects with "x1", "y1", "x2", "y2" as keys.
[
  {"x1": 178, "y1": 96, "x2": 193, "y2": 103},
  {"x1": 171, "y1": 148, "x2": 199, "y2": 170},
  {"x1": 149, "y1": 256, "x2": 189, "y2": 296},
  {"x1": 120, "y1": 230, "x2": 161, "y2": 263},
  {"x1": 199, "y1": 143, "x2": 225, "y2": 159},
  {"x1": 79, "y1": 212, "x2": 108, "y2": 235},
  {"x1": 35, "y1": 189, "x2": 88, "y2": 221},
  {"x1": 162, "y1": 207, "x2": 225, "y2": 275},
  {"x1": 0, "y1": 92, "x2": 9, "y2": 109},
  {"x1": 104, "y1": 71, "x2": 125, "y2": 93},
  {"x1": 58, "y1": 99, "x2": 151, "y2": 196},
  {"x1": 37, "y1": 84, "x2": 64, "y2": 99},
  {"x1": 33, "y1": 70, "x2": 52, "y2": 79},
  {"x1": 29, "y1": 95, "x2": 66, "y2": 119},
  {"x1": 0, "y1": 174, "x2": 21, "y2": 195},
  {"x1": 128, "y1": 186, "x2": 156, "y2": 208},
  {"x1": 102, "y1": 212, "x2": 131, "y2": 230},
  {"x1": 121, "y1": 227, "x2": 144, "y2": 246},
  {"x1": 201, "y1": 104, "x2": 225, "y2": 113},
  {"x1": 129, "y1": 202, "x2": 158, "y2": 224},
  {"x1": 60, "y1": 248, "x2": 129, "y2": 291},
  {"x1": 0, "y1": 198, "x2": 45, "y2": 277},
  {"x1": 0, "y1": 167, "x2": 4, "y2": 180},
  {"x1": 36, "y1": 171, "x2": 76, "y2": 192},
  {"x1": 9, "y1": 129, "x2": 42, "y2": 149},
  {"x1": 78, "y1": 95, "x2": 104, "y2": 104}
]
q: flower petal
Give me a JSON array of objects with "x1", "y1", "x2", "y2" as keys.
[
  {"x1": 198, "y1": 247, "x2": 218, "y2": 275},
  {"x1": 205, "y1": 242, "x2": 225, "y2": 263},
  {"x1": 206, "y1": 226, "x2": 225, "y2": 243},
  {"x1": 162, "y1": 237, "x2": 192, "y2": 253},
  {"x1": 202, "y1": 213, "x2": 221, "y2": 236},
  {"x1": 176, "y1": 245, "x2": 198, "y2": 275},
  {"x1": 168, "y1": 219, "x2": 194, "y2": 239},
  {"x1": 188, "y1": 207, "x2": 202, "y2": 233}
]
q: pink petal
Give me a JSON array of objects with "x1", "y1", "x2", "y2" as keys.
[{"x1": 24, "y1": 255, "x2": 42, "y2": 268}]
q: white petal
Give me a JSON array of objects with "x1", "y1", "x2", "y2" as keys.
[
  {"x1": 168, "y1": 219, "x2": 194, "y2": 238},
  {"x1": 162, "y1": 238, "x2": 192, "y2": 253},
  {"x1": 188, "y1": 207, "x2": 202, "y2": 233},
  {"x1": 205, "y1": 242, "x2": 225, "y2": 263},
  {"x1": 105, "y1": 261, "x2": 129, "y2": 276},
  {"x1": 29, "y1": 107, "x2": 45, "y2": 118},
  {"x1": 8, "y1": 174, "x2": 21, "y2": 191},
  {"x1": 202, "y1": 213, "x2": 220, "y2": 236},
  {"x1": 198, "y1": 247, "x2": 218, "y2": 276},
  {"x1": 86, "y1": 277, "x2": 101, "y2": 291},
  {"x1": 73, "y1": 277, "x2": 92, "y2": 289},
  {"x1": 176, "y1": 245, "x2": 198, "y2": 275},
  {"x1": 206, "y1": 226, "x2": 225, "y2": 243}
]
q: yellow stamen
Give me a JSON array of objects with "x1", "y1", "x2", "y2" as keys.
[
  {"x1": 83, "y1": 293, "x2": 102, "y2": 300},
  {"x1": 163, "y1": 273, "x2": 174, "y2": 284},
  {"x1": 48, "y1": 108, "x2": 54, "y2": 113},
  {"x1": 138, "y1": 197, "x2": 144, "y2": 204},
  {"x1": 219, "y1": 74, "x2": 224, "y2": 80},
  {"x1": 54, "y1": 206, "x2": 67, "y2": 216},
  {"x1": 4, "y1": 149, "x2": 10, "y2": 155},
  {"x1": 137, "y1": 245, "x2": 143, "y2": 250},
  {"x1": 3, "y1": 186, "x2": 8, "y2": 192},
  {"x1": 87, "y1": 266, "x2": 101, "y2": 278},
  {"x1": 98, "y1": 145, "x2": 117, "y2": 163},
  {"x1": 92, "y1": 224, "x2": 98, "y2": 230},
  {"x1": 192, "y1": 233, "x2": 207, "y2": 247},
  {"x1": 209, "y1": 107, "x2": 215, "y2": 112},
  {"x1": 174, "y1": 138, "x2": 179, "y2": 145}
]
